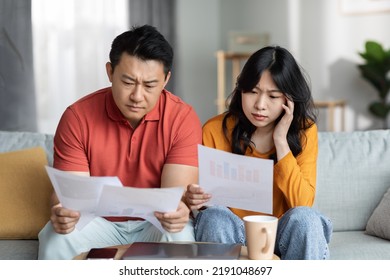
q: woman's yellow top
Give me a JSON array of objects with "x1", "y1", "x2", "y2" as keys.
[{"x1": 202, "y1": 113, "x2": 318, "y2": 219}]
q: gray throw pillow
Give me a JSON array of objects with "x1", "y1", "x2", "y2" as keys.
[{"x1": 366, "y1": 187, "x2": 390, "y2": 240}]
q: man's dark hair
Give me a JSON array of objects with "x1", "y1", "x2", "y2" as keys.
[{"x1": 109, "y1": 25, "x2": 173, "y2": 77}]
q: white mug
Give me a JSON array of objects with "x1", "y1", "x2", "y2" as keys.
[{"x1": 243, "y1": 215, "x2": 278, "y2": 260}]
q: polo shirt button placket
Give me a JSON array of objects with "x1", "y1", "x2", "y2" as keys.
[{"x1": 129, "y1": 136, "x2": 137, "y2": 158}]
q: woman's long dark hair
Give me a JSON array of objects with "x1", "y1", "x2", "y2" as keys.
[{"x1": 222, "y1": 46, "x2": 317, "y2": 158}]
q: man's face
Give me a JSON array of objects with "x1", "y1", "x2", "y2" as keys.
[{"x1": 106, "y1": 53, "x2": 170, "y2": 128}]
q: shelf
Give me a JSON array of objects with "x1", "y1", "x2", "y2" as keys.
[
  {"x1": 216, "y1": 50, "x2": 252, "y2": 114},
  {"x1": 314, "y1": 100, "x2": 346, "y2": 131}
]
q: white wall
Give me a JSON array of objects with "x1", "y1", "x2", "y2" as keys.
[
  {"x1": 301, "y1": 0, "x2": 390, "y2": 131},
  {"x1": 176, "y1": 0, "x2": 390, "y2": 131},
  {"x1": 175, "y1": 0, "x2": 220, "y2": 124}
]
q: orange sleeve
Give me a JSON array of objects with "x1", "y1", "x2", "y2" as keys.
[
  {"x1": 273, "y1": 124, "x2": 318, "y2": 210},
  {"x1": 202, "y1": 114, "x2": 231, "y2": 151},
  {"x1": 203, "y1": 114, "x2": 318, "y2": 219}
]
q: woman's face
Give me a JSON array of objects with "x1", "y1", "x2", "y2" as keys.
[{"x1": 241, "y1": 70, "x2": 287, "y2": 129}]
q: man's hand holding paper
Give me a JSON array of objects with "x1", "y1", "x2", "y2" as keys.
[{"x1": 45, "y1": 166, "x2": 184, "y2": 233}]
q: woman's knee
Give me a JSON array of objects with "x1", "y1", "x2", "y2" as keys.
[
  {"x1": 194, "y1": 206, "x2": 244, "y2": 243},
  {"x1": 195, "y1": 206, "x2": 238, "y2": 228},
  {"x1": 276, "y1": 207, "x2": 332, "y2": 259},
  {"x1": 279, "y1": 206, "x2": 332, "y2": 241}
]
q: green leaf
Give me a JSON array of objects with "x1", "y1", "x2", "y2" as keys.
[
  {"x1": 358, "y1": 64, "x2": 387, "y2": 96},
  {"x1": 358, "y1": 41, "x2": 390, "y2": 119},
  {"x1": 369, "y1": 102, "x2": 390, "y2": 119},
  {"x1": 364, "y1": 41, "x2": 386, "y2": 63}
]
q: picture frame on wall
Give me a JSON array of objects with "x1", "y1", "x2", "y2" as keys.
[
  {"x1": 228, "y1": 31, "x2": 270, "y2": 53},
  {"x1": 340, "y1": 0, "x2": 390, "y2": 15}
]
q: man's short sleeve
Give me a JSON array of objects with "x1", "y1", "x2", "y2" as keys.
[
  {"x1": 53, "y1": 107, "x2": 89, "y2": 172},
  {"x1": 165, "y1": 107, "x2": 202, "y2": 167}
]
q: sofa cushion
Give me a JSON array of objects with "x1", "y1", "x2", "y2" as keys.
[
  {"x1": 0, "y1": 147, "x2": 52, "y2": 239},
  {"x1": 314, "y1": 130, "x2": 390, "y2": 231},
  {"x1": 0, "y1": 240, "x2": 39, "y2": 260},
  {"x1": 0, "y1": 130, "x2": 54, "y2": 166},
  {"x1": 329, "y1": 231, "x2": 390, "y2": 259},
  {"x1": 365, "y1": 187, "x2": 390, "y2": 240}
]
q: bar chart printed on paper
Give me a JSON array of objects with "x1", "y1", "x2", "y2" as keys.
[
  {"x1": 198, "y1": 145, "x2": 273, "y2": 213},
  {"x1": 209, "y1": 160, "x2": 262, "y2": 183}
]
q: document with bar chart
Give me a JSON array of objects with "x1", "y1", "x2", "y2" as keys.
[{"x1": 198, "y1": 145, "x2": 273, "y2": 214}]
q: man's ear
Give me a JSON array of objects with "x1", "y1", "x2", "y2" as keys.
[
  {"x1": 163, "y1": 71, "x2": 171, "y2": 88},
  {"x1": 106, "y1": 62, "x2": 113, "y2": 82}
]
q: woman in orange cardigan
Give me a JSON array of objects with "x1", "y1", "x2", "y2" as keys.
[{"x1": 186, "y1": 46, "x2": 332, "y2": 259}]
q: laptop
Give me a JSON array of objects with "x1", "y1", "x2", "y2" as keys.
[{"x1": 121, "y1": 242, "x2": 242, "y2": 260}]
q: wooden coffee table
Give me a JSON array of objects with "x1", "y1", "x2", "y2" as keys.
[{"x1": 74, "y1": 243, "x2": 280, "y2": 260}]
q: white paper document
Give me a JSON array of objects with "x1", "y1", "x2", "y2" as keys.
[
  {"x1": 45, "y1": 166, "x2": 184, "y2": 232},
  {"x1": 96, "y1": 185, "x2": 184, "y2": 233},
  {"x1": 45, "y1": 166, "x2": 123, "y2": 229},
  {"x1": 198, "y1": 145, "x2": 274, "y2": 214}
]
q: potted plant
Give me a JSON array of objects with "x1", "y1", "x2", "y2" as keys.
[{"x1": 357, "y1": 41, "x2": 390, "y2": 128}]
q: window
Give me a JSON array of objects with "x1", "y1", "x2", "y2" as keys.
[{"x1": 32, "y1": 0, "x2": 129, "y2": 133}]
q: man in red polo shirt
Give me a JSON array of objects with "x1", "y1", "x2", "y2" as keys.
[{"x1": 38, "y1": 25, "x2": 202, "y2": 259}]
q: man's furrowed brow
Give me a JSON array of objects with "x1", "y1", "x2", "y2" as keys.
[
  {"x1": 121, "y1": 74, "x2": 135, "y2": 81},
  {"x1": 121, "y1": 74, "x2": 158, "y2": 84},
  {"x1": 144, "y1": 79, "x2": 159, "y2": 84}
]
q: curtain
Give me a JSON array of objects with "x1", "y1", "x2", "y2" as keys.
[
  {"x1": 32, "y1": 0, "x2": 129, "y2": 134},
  {"x1": 4, "y1": 0, "x2": 175, "y2": 134},
  {"x1": 0, "y1": 0, "x2": 37, "y2": 131},
  {"x1": 129, "y1": 0, "x2": 177, "y2": 95}
]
